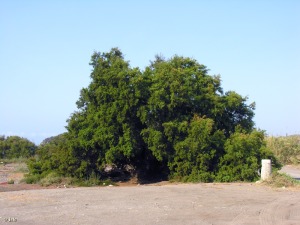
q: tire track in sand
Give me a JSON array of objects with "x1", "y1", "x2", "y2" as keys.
[
  {"x1": 230, "y1": 206, "x2": 249, "y2": 225},
  {"x1": 259, "y1": 194, "x2": 300, "y2": 225}
]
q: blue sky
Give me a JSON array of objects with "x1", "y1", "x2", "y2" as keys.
[{"x1": 1, "y1": 0, "x2": 299, "y2": 144}]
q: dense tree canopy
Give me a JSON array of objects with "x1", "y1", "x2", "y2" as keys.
[
  {"x1": 28, "y1": 48, "x2": 279, "y2": 182},
  {"x1": 0, "y1": 135, "x2": 36, "y2": 159}
]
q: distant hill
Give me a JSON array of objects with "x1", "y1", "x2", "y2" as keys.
[{"x1": 40, "y1": 133, "x2": 67, "y2": 146}]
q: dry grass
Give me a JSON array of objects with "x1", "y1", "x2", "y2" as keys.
[
  {"x1": 263, "y1": 171, "x2": 300, "y2": 188},
  {"x1": 266, "y1": 135, "x2": 300, "y2": 165}
]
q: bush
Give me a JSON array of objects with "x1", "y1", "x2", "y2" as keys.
[
  {"x1": 40, "y1": 172, "x2": 63, "y2": 186},
  {"x1": 74, "y1": 172, "x2": 102, "y2": 187},
  {"x1": 0, "y1": 136, "x2": 37, "y2": 159},
  {"x1": 216, "y1": 130, "x2": 276, "y2": 182},
  {"x1": 7, "y1": 179, "x2": 14, "y2": 184},
  {"x1": 168, "y1": 116, "x2": 223, "y2": 182},
  {"x1": 263, "y1": 171, "x2": 300, "y2": 188},
  {"x1": 22, "y1": 174, "x2": 41, "y2": 184}
]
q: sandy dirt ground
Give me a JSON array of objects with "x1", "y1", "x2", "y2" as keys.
[
  {"x1": 1, "y1": 183, "x2": 300, "y2": 225},
  {"x1": 1, "y1": 164, "x2": 300, "y2": 225}
]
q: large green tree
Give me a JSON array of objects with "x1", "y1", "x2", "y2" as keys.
[{"x1": 29, "y1": 48, "x2": 278, "y2": 182}]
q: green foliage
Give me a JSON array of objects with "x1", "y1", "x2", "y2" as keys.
[
  {"x1": 67, "y1": 48, "x2": 146, "y2": 178},
  {"x1": 216, "y1": 129, "x2": 275, "y2": 182},
  {"x1": 27, "y1": 157, "x2": 42, "y2": 175},
  {"x1": 70, "y1": 171, "x2": 102, "y2": 187},
  {"x1": 7, "y1": 179, "x2": 14, "y2": 184},
  {"x1": 266, "y1": 135, "x2": 300, "y2": 165},
  {"x1": 25, "y1": 133, "x2": 77, "y2": 183},
  {"x1": 168, "y1": 115, "x2": 225, "y2": 182},
  {"x1": 0, "y1": 136, "x2": 37, "y2": 159},
  {"x1": 40, "y1": 172, "x2": 63, "y2": 186},
  {"x1": 22, "y1": 173, "x2": 41, "y2": 184},
  {"x1": 27, "y1": 48, "x2": 279, "y2": 183}
]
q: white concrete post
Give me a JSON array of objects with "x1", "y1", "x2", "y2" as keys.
[{"x1": 261, "y1": 159, "x2": 272, "y2": 180}]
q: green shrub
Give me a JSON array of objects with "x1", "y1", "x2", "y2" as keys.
[
  {"x1": 22, "y1": 174, "x2": 41, "y2": 184},
  {"x1": 79, "y1": 172, "x2": 102, "y2": 186},
  {"x1": 21, "y1": 174, "x2": 41, "y2": 184},
  {"x1": 263, "y1": 171, "x2": 300, "y2": 188},
  {"x1": 0, "y1": 136, "x2": 37, "y2": 159},
  {"x1": 26, "y1": 158, "x2": 43, "y2": 175},
  {"x1": 40, "y1": 172, "x2": 63, "y2": 186},
  {"x1": 7, "y1": 179, "x2": 14, "y2": 184},
  {"x1": 168, "y1": 116, "x2": 223, "y2": 182},
  {"x1": 216, "y1": 130, "x2": 276, "y2": 182}
]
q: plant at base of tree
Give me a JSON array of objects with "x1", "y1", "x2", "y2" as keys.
[{"x1": 216, "y1": 128, "x2": 281, "y2": 182}]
